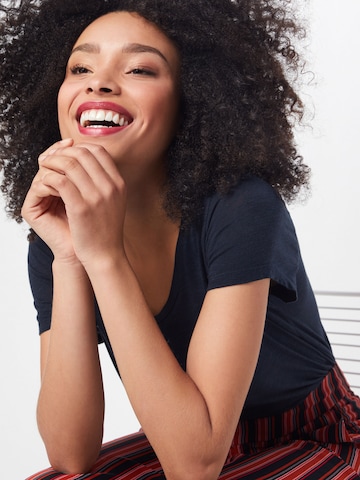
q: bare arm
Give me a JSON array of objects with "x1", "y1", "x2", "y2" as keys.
[
  {"x1": 88, "y1": 256, "x2": 269, "y2": 480},
  {"x1": 22, "y1": 139, "x2": 105, "y2": 473},
  {"x1": 24, "y1": 141, "x2": 269, "y2": 479},
  {"x1": 37, "y1": 261, "x2": 104, "y2": 474}
]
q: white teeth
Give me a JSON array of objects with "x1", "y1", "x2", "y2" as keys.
[
  {"x1": 80, "y1": 109, "x2": 130, "y2": 127},
  {"x1": 95, "y1": 110, "x2": 105, "y2": 121},
  {"x1": 105, "y1": 111, "x2": 113, "y2": 122}
]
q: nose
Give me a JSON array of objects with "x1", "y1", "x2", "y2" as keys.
[
  {"x1": 86, "y1": 73, "x2": 121, "y2": 95},
  {"x1": 87, "y1": 86, "x2": 112, "y2": 93}
]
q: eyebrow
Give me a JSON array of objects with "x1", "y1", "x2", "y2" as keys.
[
  {"x1": 71, "y1": 43, "x2": 100, "y2": 55},
  {"x1": 70, "y1": 42, "x2": 169, "y2": 65}
]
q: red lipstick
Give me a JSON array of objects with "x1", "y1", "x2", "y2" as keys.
[{"x1": 76, "y1": 102, "x2": 133, "y2": 136}]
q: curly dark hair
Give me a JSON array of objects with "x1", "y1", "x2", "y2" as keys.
[{"x1": 0, "y1": 0, "x2": 309, "y2": 227}]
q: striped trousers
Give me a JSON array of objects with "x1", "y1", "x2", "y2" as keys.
[{"x1": 26, "y1": 364, "x2": 360, "y2": 479}]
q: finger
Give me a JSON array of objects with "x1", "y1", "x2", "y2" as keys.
[
  {"x1": 42, "y1": 143, "x2": 116, "y2": 181},
  {"x1": 40, "y1": 148, "x2": 101, "y2": 201},
  {"x1": 21, "y1": 178, "x2": 61, "y2": 222},
  {"x1": 38, "y1": 138, "x2": 74, "y2": 164},
  {"x1": 41, "y1": 145, "x2": 124, "y2": 200},
  {"x1": 49, "y1": 143, "x2": 124, "y2": 193},
  {"x1": 40, "y1": 170, "x2": 85, "y2": 212},
  {"x1": 31, "y1": 164, "x2": 62, "y2": 196},
  {"x1": 74, "y1": 143, "x2": 126, "y2": 195},
  {"x1": 75, "y1": 143, "x2": 122, "y2": 181},
  {"x1": 28, "y1": 179, "x2": 62, "y2": 212}
]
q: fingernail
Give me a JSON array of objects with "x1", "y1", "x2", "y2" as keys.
[{"x1": 59, "y1": 138, "x2": 72, "y2": 144}]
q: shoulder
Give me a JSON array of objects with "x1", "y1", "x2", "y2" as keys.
[
  {"x1": 213, "y1": 176, "x2": 281, "y2": 203},
  {"x1": 203, "y1": 177, "x2": 291, "y2": 235},
  {"x1": 200, "y1": 178, "x2": 300, "y2": 300}
]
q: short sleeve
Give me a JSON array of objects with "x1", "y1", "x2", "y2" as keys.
[
  {"x1": 203, "y1": 178, "x2": 300, "y2": 302},
  {"x1": 27, "y1": 233, "x2": 104, "y2": 344},
  {"x1": 27, "y1": 233, "x2": 54, "y2": 334}
]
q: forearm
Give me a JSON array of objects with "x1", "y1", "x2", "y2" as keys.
[
  {"x1": 38, "y1": 260, "x2": 104, "y2": 473},
  {"x1": 88, "y1": 258, "x2": 230, "y2": 480}
]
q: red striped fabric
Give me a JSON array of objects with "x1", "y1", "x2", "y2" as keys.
[{"x1": 26, "y1": 364, "x2": 360, "y2": 479}]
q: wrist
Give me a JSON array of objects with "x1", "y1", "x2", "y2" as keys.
[
  {"x1": 52, "y1": 256, "x2": 89, "y2": 280},
  {"x1": 82, "y1": 249, "x2": 129, "y2": 279}
]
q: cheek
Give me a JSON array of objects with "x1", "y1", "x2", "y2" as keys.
[
  {"x1": 145, "y1": 104, "x2": 179, "y2": 155},
  {"x1": 149, "y1": 90, "x2": 179, "y2": 133}
]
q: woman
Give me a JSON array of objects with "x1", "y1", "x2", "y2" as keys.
[{"x1": 1, "y1": 1, "x2": 359, "y2": 479}]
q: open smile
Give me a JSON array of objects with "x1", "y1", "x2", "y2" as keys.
[
  {"x1": 76, "y1": 102, "x2": 133, "y2": 134},
  {"x1": 80, "y1": 109, "x2": 131, "y2": 128}
]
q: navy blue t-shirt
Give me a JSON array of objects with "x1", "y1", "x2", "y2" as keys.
[{"x1": 28, "y1": 177, "x2": 335, "y2": 419}]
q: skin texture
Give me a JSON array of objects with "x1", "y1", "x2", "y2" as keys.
[
  {"x1": 0, "y1": 0, "x2": 310, "y2": 226},
  {"x1": 57, "y1": 12, "x2": 181, "y2": 183},
  {"x1": 20, "y1": 12, "x2": 270, "y2": 480}
]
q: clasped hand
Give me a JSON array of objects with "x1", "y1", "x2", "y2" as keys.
[{"x1": 21, "y1": 138, "x2": 127, "y2": 270}]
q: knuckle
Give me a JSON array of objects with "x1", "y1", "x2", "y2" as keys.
[
  {"x1": 79, "y1": 143, "x2": 104, "y2": 154},
  {"x1": 47, "y1": 172, "x2": 67, "y2": 189},
  {"x1": 87, "y1": 190, "x2": 103, "y2": 208},
  {"x1": 72, "y1": 202, "x2": 88, "y2": 217},
  {"x1": 103, "y1": 181, "x2": 118, "y2": 199},
  {"x1": 91, "y1": 143, "x2": 105, "y2": 154},
  {"x1": 74, "y1": 145, "x2": 89, "y2": 155},
  {"x1": 103, "y1": 181, "x2": 124, "y2": 206},
  {"x1": 63, "y1": 156, "x2": 78, "y2": 171}
]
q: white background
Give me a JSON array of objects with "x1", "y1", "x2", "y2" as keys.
[{"x1": 1, "y1": 1, "x2": 359, "y2": 478}]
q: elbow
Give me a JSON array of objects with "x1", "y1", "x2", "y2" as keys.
[
  {"x1": 165, "y1": 459, "x2": 223, "y2": 480},
  {"x1": 49, "y1": 457, "x2": 97, "y2": 476},
  {"x1": 47, "y1": 448, "x2": 99, "y2": 475},
  {"x1": 38, "y1": 422, "x2": 103, "y2": 474}
]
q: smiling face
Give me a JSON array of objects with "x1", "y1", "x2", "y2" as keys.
[{"x1": 57, "y1": 11, "x2": 180, "y2": 174}]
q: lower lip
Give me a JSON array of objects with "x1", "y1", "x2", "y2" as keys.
[{"x1": 78, "y1": 125, "x2": 129, "y2": 136}]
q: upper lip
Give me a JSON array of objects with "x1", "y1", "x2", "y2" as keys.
[{"x1": 76, "y1": 101, "x2": 133, "y2": 125}]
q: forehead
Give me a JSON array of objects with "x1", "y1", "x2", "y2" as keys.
[{"x1": 74, "y1": 11, "x2": 179, "y2": 65}]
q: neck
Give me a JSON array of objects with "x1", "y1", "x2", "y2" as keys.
[
  {"x1": 124, "y1": 173, "x2": 178, "y2": 238},
  {"x1": 123, "y1": 186, "x2": 180, "y2": 265}
]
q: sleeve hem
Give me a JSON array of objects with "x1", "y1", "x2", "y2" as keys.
[{"x1": 207, "y1": 266, "x2": 297, "y2": 302}]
